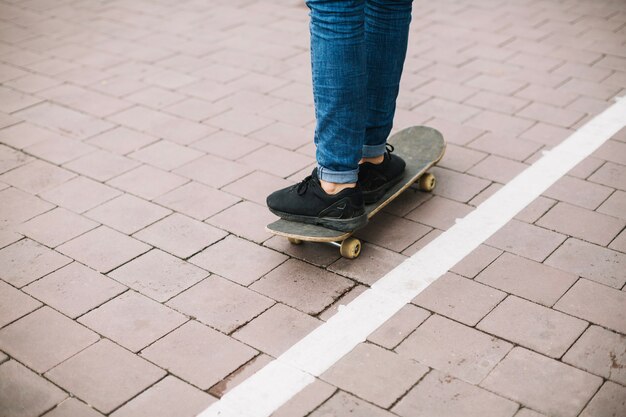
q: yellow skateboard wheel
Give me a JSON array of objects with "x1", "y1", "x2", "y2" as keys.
[
  {"x1": 418, "y1": 172, "x2": 436, "y2": 192},
  {"x1": 340, "y1": 237, "x2": 361, "y2": 259},
  {"x1": 288, "y1": 237, "x2": 303, "y2": 245}
]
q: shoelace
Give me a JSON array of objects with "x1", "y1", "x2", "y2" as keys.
[
  {"x1": 386, "y1": 144, "x2": 395, "y2": 154},
  {"x1": 296, "y1": 174, "x2": 314, "y2": 195}
]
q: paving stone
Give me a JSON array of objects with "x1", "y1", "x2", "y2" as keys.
[
  {"x1": 154, "y1": 181, "x2": 240, "y2": 221},
  {"x1": 396, "y1": 315, "x2": 512, "y2": 384},
  {"x1": 537, "y1": 202, "x2": 625, "y2": 246},
  {"x1": 57, "y1": 226, "x2": 150, "y2": 273},
  {"x1": 543, "y1": 175, "x2": 613, "y2": 210},
  {"x1": 328, "y1": 244, "x2": 407, "y2": 286},
  {"x1": 319, "y1": 285, "x2": 368, "y2": 322},
  {"x1": 63, "y1": 150, "x2": 140, "y2": 182},
  {"x1": 43, "y1": 398, "x2": 104, "y2": 417},
  {"x1": 322, "y1": 343, "x2": 428, "y2": 408},
  {"x1": 520, "y1": 122, "x2": 573, "y2": 147},
  {"x1": 0, "y1": 187, "x2": 54, "y2": 227},
  {"x1": 555, "y1": 278, "x2": 626, "y2": 334},
  {"x1": 476, "y1": 252, "x2": 577, "y2": 306},
  {"x1": 450, "y1": 244, "x2": 502, "y2": 278},
  {"x1": 46, "y1": 339, "x2": 165, "y2": 414},
  {"x1": 19, "y1": 207, "x2": 98, "y2": 248},
  {"x1": 110, "y1": 248, "x2": 208, "y2": 301},
  {"x1": 481, "y1": 347, "x2": 603, "y2": 417},
  {"x1": 479, "y1": 295, "x2": 587, "y2": 358},
  {"x1": 85, "y1": 194, "x2": 171, "y2": 234},
  {"x1": 239, "y1": 145, "x2": 315, "y2": 178},
  {"x1": 610, "y1": 229, "x2": 626, "y2": 253},
  {"x1": 468, "y1": 155, "x2": 528, "y2": 184},
  {"x1": 589, "y1": 162, "x2": 626, "y2": 191},
  {"x1": 0, "y1": 280, "x2": 41, "y2": 328},
  {"x1": 545, "y1": 238, "x2": 626, "y2": 288},
  {"x1": 85, "y1": 126, "x2": 158, "y2": 155},
  {"x1": 437, "y1": 143, "x2": 487, "y2": 172},
  {"x1": 355, "y1": 212, "x2": 431, "y2": 252},
  {"x1": 128, "y1": 140, "x2": 204, "y2": 171},
  {"x1": 309, "y1": 391, "x2": 393, "y2": 417},
  {"x1": 597, "y1": 190, "x2": 626, "y2": 220},
  {"x1": 413, "y1": 273, "x2": 506, "y2": 326},
  {"x1": 0, "y1": 307, "x2": 98, "y2": 372},
  {"x1": 0, "y1": 86, "x2": 43, "y2": 113},
  {"x1": 563, "y1": 325, "x2": 626, "y2": 385},
  {"x1": 393, "y1": 370, "x2": 518, "y2": 417},
  {"x1": 406, "y1": 195, "x2": 473, "y2": 229},
  {"x1": 111, "y1": 376, "x2": 215, "y2": 417},
  {"x1": 209, "y1": 354, "x2": 273, "y2": 398},
  {"x1": 24, "y1": 136, "x2": 96, "y2": 166},
  {"x1": 190, "y1": 235, "x2": 287, "y2": 286},
  {"x1": 264, "y1": 235, "x2": 341, "y2": 268},
  {"x1": 174, "y1": 154, "x2": 254, "y2": 189},
  {"x1": 79, "y1": 291, "x2": 186, "y2": 352},
  {"x1": 514, "y1": 409, "x2": 547, "y2": 417},
  {"x1": 39, "y1": 176, "x2": 122, "y2": 213},
  {"x1": 0, "y1": 160, "x2": 75, "y2": 195},
  {"x1": 593, "y1": 139, "x2": 626, "y2": 166},
  {"x1": 465, "y1": 110, "x2": 535, "y2": 137},
  {"x1": 15, "y1": 102, "x2": 113, "y2": 140},
  {"x1": 24, "y1": 262, "x2": 126, "y2": 318},
  {"x1": 429, "y1": 166, "x2": 491, "y2": 203},
  {"x1": 207, "y1": 109, "x2": 274, "y2": 135},
  {"x1": 108, "y1": 106, "x2": 215, "y2": 145},
  {"x1": 190, "y1": 130, "x2": 265, "y2": 161},
  {"x1": 271, "y1": 379, "x2": 336, "y2": 417},
  {"x1": 168, "y1": 275, "x2": 273, "y2": 333},
  {"x1": 251, "y1": 259, "x2": 352, "y2": 315},
  {"x1": 0, "y1": 238, "x2": 71, "y2": 288},
  {"x1": 486, "y1": 219, "x2": 566, "y2": 262},
  {"x1": 249, "y1": 121, "x2": 311, "y2": 151},
  {"x1": 0, "y1": 360, "x2": 67, "y2": 417},
  {"x1": 367, "y1": 304, "x2": 430, "y2": 349},
  {"x1": 141, "y1": 321, "x2": 256, "y2": 390},
  {"x1": 134, "y1": 213, "x2": 227, "y2": 259},
  {"x1": 0, "y1": 145, "x2": 32, "y2": 174},
  {"x1": 207, "y1": 201, "x2": 277, "y2": 243},
  {"x1": 164, "y1": 96, "x2": 229, "y2": 122},
  {"x1": 468, "y1": 133, "x2": 541, "y2": 161},
  {"x1": 222, "y1": 171, "x2": 293, "y2": 206},
  {"x1": 579, "y1": 381, "x2": 626, "y2": 417},
  {"x1": 517, "y1": 102, "x2": 585, "y2": 128},
  {"x1": 107, "y1": 165, "x2": 188, "y2": 200},
  {"x1": 234, "y1": 303, "x2": 321, "y2": 357}
]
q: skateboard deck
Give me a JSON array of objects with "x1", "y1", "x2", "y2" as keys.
[{"x1": 266, "y1": 125, "x2": 446, "y2": 259}]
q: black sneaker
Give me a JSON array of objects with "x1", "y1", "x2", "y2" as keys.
[
  {"x1": 266, "y1": 169, "x2": 368, "y2": 232},
  {"x1": 358, "y1": 145, "x2": 406, "y2": 204}
]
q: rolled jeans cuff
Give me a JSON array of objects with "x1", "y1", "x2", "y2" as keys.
[
  {"x1": 317, "y1": 165, "x2": 359, "y2": 184},
  {"x1": 362, "y1": 143, "x2": 387, "y2": 158}
]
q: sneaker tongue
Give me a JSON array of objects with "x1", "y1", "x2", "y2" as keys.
[{"x1": 311, "y1": 167, "x2": 320, "y2": 181}]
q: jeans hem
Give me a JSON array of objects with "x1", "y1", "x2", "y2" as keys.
[
  {"x1": 318, "y1": 165, "x2": 359, "y2": 184},
  {"x1": 362, "y1": 143, "x2": 387, "y2": 158}
]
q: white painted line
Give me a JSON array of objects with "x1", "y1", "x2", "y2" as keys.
[{"x1": 198, "y1": 97, "x2": 626, "y2": 417}]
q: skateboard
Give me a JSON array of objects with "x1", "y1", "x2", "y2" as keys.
[{"x1": 266, "y1": 125, "x2": 446, "y2": 259}]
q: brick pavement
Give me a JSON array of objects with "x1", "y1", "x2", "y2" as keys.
[{"x1": 0, "y1": 0, "x2": 625, "y2": 416}]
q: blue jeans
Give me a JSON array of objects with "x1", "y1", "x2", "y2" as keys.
[{"x1": 306, "y1": 0, "x2": 413, "y2": 184}]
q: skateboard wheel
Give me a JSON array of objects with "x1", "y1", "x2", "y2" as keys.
[
  {"x1": 288, "y1": 237, "x2": 303, "y2": 245},
  {"x1": 340, "y1": 238, "x2": 361, "y2": 259},
  {"x1": 418, "y1": 173, "x2": 436, "y2": 192}
]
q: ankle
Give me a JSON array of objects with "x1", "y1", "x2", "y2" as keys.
[
  {"x1": 320, "y1": 180, "x2": 356, "y2": 195},
  {"x1": 360, "y1": 155, "x2": 384, "y2": 165}
]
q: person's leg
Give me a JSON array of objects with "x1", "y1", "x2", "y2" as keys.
[
  {"x1": 357, "y1": 0, "x2": 412, "y2": 203},
  {"x1": 265, "y1": 0, "x2": 368, "y2": 232},
  {"x1": 362, "y1": 0, "x2": 413, "y2": 159},
  {"x1": 307, "y1": 0, "x2": 367, "y2": 191}
]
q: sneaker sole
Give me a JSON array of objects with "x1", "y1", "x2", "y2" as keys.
[{"x1": 268, "y1": 209, "x2": 368, "y2": 232}]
